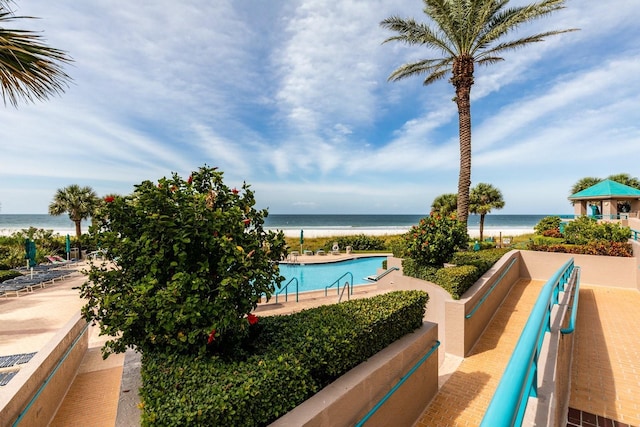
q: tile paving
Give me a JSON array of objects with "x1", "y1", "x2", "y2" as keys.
[{"x1": 2, "y1": 259, "x2": 640, "y2": 426}]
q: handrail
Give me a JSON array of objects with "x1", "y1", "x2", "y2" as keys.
[
  {"x1": 325, "y1": 272, "x2": 354, "y2": 297},
  {"x1": 355, "y1": 340, "x2": 440, "y2": 427},
  {"x1": 561, "y1": 267, "x2": 581, "y2": 335},
  {"x1": 275, "y1": 277, "x2": 299, "y2": 303},
  {"x1": 480, "y1": 258, "x2": 575, "y2": 427},
  {"x1": 631, "y1": 229, "x2": 640, "y2": 241},
  {"x1": 466, "y1": 257, "x2": 517, "y2": 319},
  {"x1": 338, "y1": 281, "x2": 350, "y2": 303},
  {"x1": 365, "y1": 266, "x2": 399, "y2": 282},
  {"x1": 13, "y1": 321, "x2": 90, "y2": 426}
]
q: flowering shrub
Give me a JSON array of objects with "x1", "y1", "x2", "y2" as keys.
[
  {"x1": 404, "y1": 214, "x2": 468, "y2": 267},
  {"x1": 81, "y1": 166, "x2": 287, "y2": 357},
  {"x1": 534, "y1": 216, "x2": 562, "y2": 235},
  {"x1": 563, "y1": 216, "x2": 631, "y2": 244}
]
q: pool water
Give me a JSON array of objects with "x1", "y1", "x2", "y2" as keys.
[{"x1": 277, "y1": 256, "x2": 387, "y2": 294}]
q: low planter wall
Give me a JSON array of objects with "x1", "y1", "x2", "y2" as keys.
[
  {"x1": 445, "y1": 251, "x2": 523, "y2": 357},
  {"x1": 0, "y1": 313, "x2": 88, "y2": 426},
  {"x1": 270, "y1": 322, "x2": 439, "y2": 427}
]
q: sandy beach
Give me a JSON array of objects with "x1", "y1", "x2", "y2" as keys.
[{"x1": 276, "y1": 227, "x2": 534, "y2": 239}]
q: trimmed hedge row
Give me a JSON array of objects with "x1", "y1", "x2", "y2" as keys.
[
  {"x1": 403, "y1": 248, "x2": 510, "y2": 299},
  {"x1": 140, "y1": 290, "x2": 428, "y2": 426},
  {"x1": 528, "y1": 241, "x2": 633, "y2": 257}
]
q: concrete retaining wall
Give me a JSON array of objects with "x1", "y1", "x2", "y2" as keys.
[
  {"x1": 444, "y1": 250, "x2": 523, "y2": 358},
  {"x1": 0, "y1": 313, "x2": 88, "y2": 426},
  {"x1": 270, "y1": 322, "x2": 439, "y2": 427}
]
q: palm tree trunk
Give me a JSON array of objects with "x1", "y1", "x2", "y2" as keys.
[
  {"x1": 74, "y1": 220, "x2": 82, "y2": 240},
  {"x1": 452, "y1": 55, "x2": 474, "y2": 226},
  {"x1": 479, "y1": 214, "x2": 485, "y2": 241}
]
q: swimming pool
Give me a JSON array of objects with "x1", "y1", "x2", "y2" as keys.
[{"x1": 277, "y1": 256, "x2": 387, "y2": 294}]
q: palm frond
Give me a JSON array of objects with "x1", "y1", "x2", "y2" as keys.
[
  {"x1": 0, "y1": 11, "x2": 72, "y2": 107},
  {"x1": 388, "y1": 57, "x2": 452, "y2": 84},
  {"x1": 381, "y1": 16, "x2": 455, "y2": 57}
]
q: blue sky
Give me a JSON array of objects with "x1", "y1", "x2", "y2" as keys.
[{"x1": 0, "y1": 1, "x2": 638, "y2": 215}]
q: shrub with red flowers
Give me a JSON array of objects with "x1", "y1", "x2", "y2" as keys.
[
  {"x1": 404, "y1": 213, "x2": 468, "y2": 267},
  {"x1": 81, "y1": 166, "x2": 286, "y2": 357}
]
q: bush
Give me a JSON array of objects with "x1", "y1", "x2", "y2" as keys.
[
  {"x1": 80, "y1": 166, "x2": 287, "y2": 357},
  {"x1": 401, "y1": 258, "x2": 439, "y2": 282},
  {"x1": 528, "y1": 241, "x2": 633, "y2": 257},
  {"x1": 404, "y1": 214, "x2": 468, "y2": 267},
  {"x1": 139, "y1": 290, "x2": 428, "y2": 426},
  {"x1": 333, "y1": 234, "x2": 387, "y2": 251},
  {"x1": 563, "y1": 217, "x2": 631, "y2": 244},
  {"x1": 0, "y1": 270, "x2": 22, "y2": 282},
  {"x1": 534, "y1": 216, "x2": 562, "y2": 235},
  {"x1": 434, "y1": 265, "x2": 479, "y2": 300}
]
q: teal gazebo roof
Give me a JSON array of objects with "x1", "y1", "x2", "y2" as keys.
[{"x1": 569, "y1": 179, "x2": 640, "y2": 200}]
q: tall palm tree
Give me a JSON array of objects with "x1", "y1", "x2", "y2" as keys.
[
  {"x1": 469, "y1": 183, "x2": 505, "y2": 240},
  {"x1": 431, "y1": 193, "x2": 457, "y2": 216},
  {"x1": 0, "y1": 2, "x2": 72, "y2": 107},
  {"x1": 49, "y1": 185, "x2": 98, "y2": 240},
  {"x1": 381, "y1": 0, "x2": 576, "y2": 225}
]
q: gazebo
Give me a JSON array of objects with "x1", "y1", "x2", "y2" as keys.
[{"x1": 569, "y1": 179, "x2": 640, "y2": 220}]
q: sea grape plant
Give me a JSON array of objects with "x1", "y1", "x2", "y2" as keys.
[
  {"x1": 404, "y1": 214, "x2": 468, "y2": 267},
  {"x1": 81, "y1": 166, "x2": 287, "y2": 357}
]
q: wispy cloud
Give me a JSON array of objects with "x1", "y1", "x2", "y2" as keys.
[{"x1": 0, "y1": 0, "x2": 638, "y2": 216}]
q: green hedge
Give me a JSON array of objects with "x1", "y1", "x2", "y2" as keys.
[
  {"x1": 140, "y1": 290, "x2": 428, "y2": 426},
  {"x1": 0, "y1": 270, "x2": 22, "y2": 282},
  {"x1": 403, "y1": 248, "x2": 510, "y2": 299},
  {"x1": 435, "y1": 265, "x2": 479, "y2": 300}
]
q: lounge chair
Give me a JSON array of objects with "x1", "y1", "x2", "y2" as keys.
[
  {"x1": 331, "y1": 242, "x2": 340, "y2": 255},
  {"x1": 316, "y1": 249, "x2": 326, "y2": 255}
]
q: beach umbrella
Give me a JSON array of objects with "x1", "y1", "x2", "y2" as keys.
[
  {"x1": 65, "y1": 234, "x2": 71, "y2": 260},
  {"x1": 24, "y1": 239, "x2": 37, "y2": 268},
  {"x1": 300, "y1": 229, "x2": 304, "y2": 253}
]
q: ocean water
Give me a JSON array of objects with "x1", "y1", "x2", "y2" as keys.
[{"x1": 0, "y1": 213, "x2": 551, "y2": 236}]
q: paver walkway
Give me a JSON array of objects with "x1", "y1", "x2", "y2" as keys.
[
  {"x1": 568, "y1": 285, "x2": 640, "y2": 427},
  {"x1": 414, "y1": 279, "x2": 545, "y2": 427}
]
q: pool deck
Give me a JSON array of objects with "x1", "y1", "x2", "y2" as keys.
[{"x1": 2, "y1": 256, "x2": 640, "y2": 426}]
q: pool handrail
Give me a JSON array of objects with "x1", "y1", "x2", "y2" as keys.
[
  {"x1": 355, "y1": 340, "x2": 440, "y2": 427},
  {"x1": 480, "y1": 258, "x2": 575, "y2": 427},
  {"x1": 324, "y1": 272, "x2": 354, "y2": 297},
  {"x1": 465, "y1": 257, "x2": 517, "y2": 319},
  {"x1": 365, "y1": 266, "x2": 399, "y2": 282},
  {"x1": 561, "y1": 266, "x2": 581, "y2": 335},
  {"x1": 275, "y1": 277, "x2": 299, "y2": 303}
]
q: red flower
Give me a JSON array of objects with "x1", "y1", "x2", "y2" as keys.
[
  {"x1": 187, "y1": 175, "x2": 193, "y2": 185},
  {"x1": 104, "y1": 196, "x2": 115, "y2": 203},
  {"x1": 242, "y1": 218, "x2": 251, "y2": 226},
  {"x1": 232, "y1": 188, "x2": 239, "y2": 195},
  {"x1": 247, "y1": 314, "x2": 259, "y2": 325},
  {"x1": 207, "y1": 329, "x2": 216, "y2": 344}
]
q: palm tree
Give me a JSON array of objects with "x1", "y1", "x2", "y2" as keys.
[
  {"x1": 49, "y1": 185, "x2": 98, "y2": 240},
  {"x1": 0, "y1": 2, "x2": 72, "y2": 107},
  {"x1": 469, "y1": 183, "x2": 505, "y2": 241},
  {"x1": 381, "y1": 0, "x2": 576, "y2": 225},
  {"x1": 431, "y1": 193, "x2": 457, "y2": 216},
  {"x1": 606, "y1": 173, "x2": 640, "y2": 189}
]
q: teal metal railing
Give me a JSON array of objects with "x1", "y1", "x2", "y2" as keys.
[
  {"x1": 466, "y1": 257, "x2": 518, "y2": 319},
  {"x1": 631, "y1": 229, "x2": 640, "y2": 241},
  {"x1": 355, "y1": 340, "x2": 440, "y2": 427},
  {"x1": 325, "y1": 272, "x2": 354, "y2": 297},
  {"x1": 561, "y1": 267, "x2": 581, "y2": 335},
  {"x1": 275, "y1": 277, "x2": 299, "y2": 303},
  {"x1": 13, "y1": 321, "x2": 89, "y2": 426},
  {"x1": 480, "y1": 258, "x2": 576, "y2": 427}
]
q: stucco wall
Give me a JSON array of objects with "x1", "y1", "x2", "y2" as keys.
[
  {"x1": 519, "y1": 250, "x2": 637, "y2": 289},
  {"x1": 270, "y1": 322, "x2": 439, "y2": 427},
  {"x1": 0, "y1": 313, "x2": 88, "y2": 426}
]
